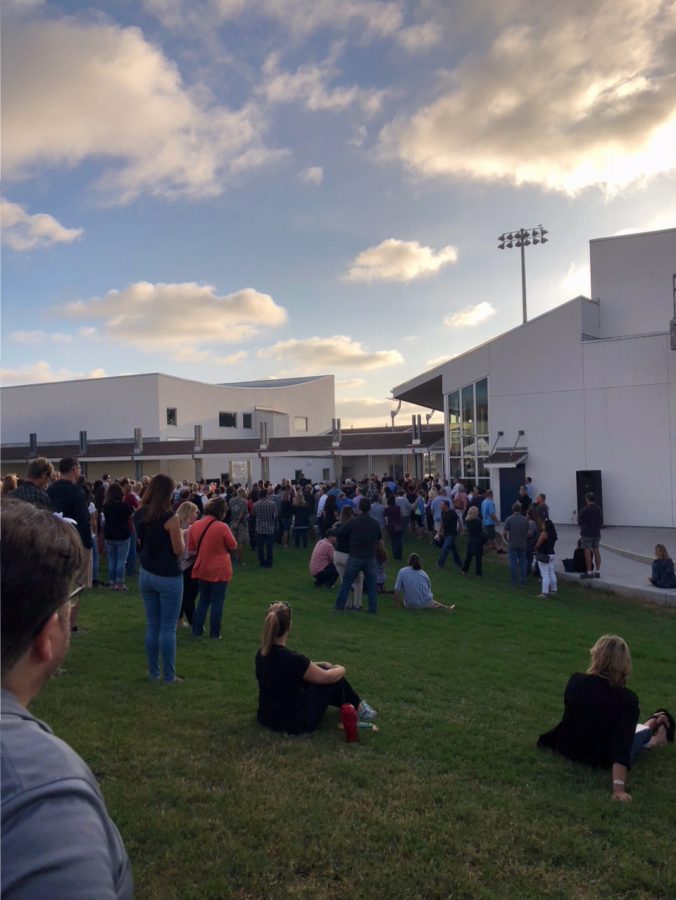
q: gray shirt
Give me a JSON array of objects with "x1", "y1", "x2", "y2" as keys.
[
  {"x1": 1, "y1": 689, "x2": 133, "y2": 899},
  {"x1": 503, "y1": 513, "x2": 529, "y2": 550}
]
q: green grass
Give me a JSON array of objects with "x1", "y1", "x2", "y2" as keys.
[{"x1": 33, "y1": 538, "x2": 676, "y2": 899}]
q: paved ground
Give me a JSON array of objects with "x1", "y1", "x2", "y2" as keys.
[{"x1": 550, "y1": 525, "x2": 676, "y2": 607}]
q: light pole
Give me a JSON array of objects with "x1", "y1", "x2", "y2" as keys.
[{"x1": 498, "y1": 225, "x2": 548, "y2": 324}]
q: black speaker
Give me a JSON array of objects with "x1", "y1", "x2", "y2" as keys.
[{"x1": 576, "y1": 470, "x2": 603, "y2": 526}]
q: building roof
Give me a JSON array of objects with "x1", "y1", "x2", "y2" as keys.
[{"x1": 219, "y1": 376, "x2": 330, "y2": 388}]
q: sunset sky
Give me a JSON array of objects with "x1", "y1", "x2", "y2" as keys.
[{"x1": 2, "y1": 0, "x2": 675, "y2": 426}]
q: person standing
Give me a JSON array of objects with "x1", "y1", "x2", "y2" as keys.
[
  {"x1": 102, "y1": 483, "x2": 131, "y2": 592},
  {"x1": 334, "y1": 498, "x2": 382, "y2": 614},
  {"x1": 134, "y1": 475, "x2": 184, "y2": 684},
  {"x1": 503, "y1": 502, "x2": 529, "y2": 586},
  {"x1": 1, "y1": 499, "x2": 133, "y2": 898},
  {"x1": 480, "y1": 489, "x2": 505, "y2": 554},
  {"x1": 253, "y1": 487, "x2": 278, "y2": 569},
  {"x1": 228, "y1": 487, "x2": 250, "y2": 563},
  {"x1": 384, "y1": 494, "x2": 403, "y2": 561},
  {"x1": 461, "y1": 507, "x2": 484, "y2": 577},
  {"x1": 579, "y1": 492, "x2": 602, "y2": 579},
  {"x1": 8, "y1": 457, "x2": 54, "y2": 510},
  {"x1": 188, "y1": 497, "x2": 237, "y2": 640},
  {"x1": 437, "y1": 500, "x2": 462, "y2": 569},
  {"x1": 535, "y1": 518, "x2": 558, "y2": 598}
]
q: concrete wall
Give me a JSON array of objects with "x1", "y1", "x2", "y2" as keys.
[{"x1": 591, "y1": 228, "x2": 676, "y2": 338}]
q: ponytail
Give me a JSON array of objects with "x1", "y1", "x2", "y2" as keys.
[
  {"x1": 260, "y1": 602, "x2": 291, "y2": 656},
  {"x1": 408, "y1": 552, "x2": 422, "y2": 570}
]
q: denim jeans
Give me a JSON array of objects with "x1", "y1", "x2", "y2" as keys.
[
  {"x1": 438, "y1": 534, "x2": 462, "y2": 568},
  {"x1": 538, "y1": 554, "x2": 557, "y2": 593},
  {"x1": 257, "y1": 532, "x2": 275, "y2": 568},
  {"x1": 630, "y1": 726, "x2": 652, "y2": 764},
  {"x1": 335, "y1": 555, "x2": 378, "y2": 613},
  {"x1": 106, "y1": 538, "x2": 130, "y2": 584},
  {"x1": 294, "y1": 527, "x2": 309, "y2": 548},
  {"x1": 509, "y1": 547, "x2": 528, "y2": 584},
  {"x1": 389, "y1": 531, "x2": 403, "y2": 560},
  {"x1": 193, "y1": 580, "x2": 228, "y2": 638},
  {"x1": 126, "y1": 533, "x2": 137, "y2": 577},
  {"x1": 91, "y1": 534, "x2": 99, "y2": 582},
  {"x1": 139, "y1": 567, "x2": 183, "y2": 683}
]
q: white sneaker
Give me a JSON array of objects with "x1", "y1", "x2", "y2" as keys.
[{"x1": 358, "y1": 700, "x2": 378, "y2": 721}]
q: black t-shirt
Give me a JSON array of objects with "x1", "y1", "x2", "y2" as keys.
[
  {"x1": 292, "y1": 505, "x2": 310, "y2": 528},
  {"x1": 103, "y1": 501, "x2": 131, "y2": 540},
  {"x1": 255, "y1": 645, "x2": 311, "y2": 733},
  {"x1": 134, "y1": 509, "x2": 180, "y2": 577},
  {"x1": 579, "y1": 503, "x2": 602, "y2": 537},
  {"x1": 338, "y1": 512, "x2": 382, "y2": 559},
  {"x1": 538, "y1": 673, "x2": 639, "y2": 769},
  {"x1": 441, "y1": 509, "x2": 458, "y2": 538},
  {"x1": 465, "y1": 517, "x2": 483, "y2": 545}
]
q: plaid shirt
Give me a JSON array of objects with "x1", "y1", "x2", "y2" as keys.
[
  {"x1": 9, "y1": 482, "x2": 53, "y2": 510},
  {"x1": 252, "y1": 496, "x2": 278, "y2": 534}
]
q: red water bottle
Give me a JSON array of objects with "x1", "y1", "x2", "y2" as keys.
[{"x1": 341, "y1": 704, "x2": 359, "y2": 743}]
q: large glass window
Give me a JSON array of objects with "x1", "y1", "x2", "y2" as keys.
[
  {"x1": 219, "y1": 412, "x2": 237, "y2": 428},
  {"x1": 447, "y1": 377, "x2": 489, "y2": 486}
]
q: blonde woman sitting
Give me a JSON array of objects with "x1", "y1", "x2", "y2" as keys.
[{"x1": 538, "y1": 635, "x2": 672, "y2": 801}]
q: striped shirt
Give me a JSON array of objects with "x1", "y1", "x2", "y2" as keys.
[
  {"x1": 252, "y1": 497, "x2": 278, "y2": 534},
  {"x1": 393, "y1": 566, "x2": 434, "y2": 608}
]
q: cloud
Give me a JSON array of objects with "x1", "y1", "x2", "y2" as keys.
[
  {"x1": 3, "y1": 18, "x2": 285, "y2": 202},
  {"x1": 444, "y1": 302, "x2": 496, "y2": 328},
  {"x1": 1, "y1": 198, "x2": 83, "y2": 251},
  {"x1": 260, "y1": 52, "x2": 385, "y2": 115},
  {"x1": 557, "y1": 261, "x2": 591, "y2": 300},
  {"x1": 379, "y1": 1, "x2": 676, "y2": 194},
  {"x1": 8, "y1": 330, "x2": 72, "y2": 344},
  {"x1": 61, "y1": 282, "x2": 287, "y2": 354},
  {"x1": 348, "y1": 125, "x2": 368, "y2": 148},
  {"x1": 335, "y1": 396, "x2": 443, "y2": 428},
  {"x1": 215, "y1": 351, "x2": 247, "y2": 365},
  {"x1": 257, "y1": 335, "x2": 403, "y2": 372},
  {"x1": 299, "y1": 166, "x2": 324, "y2": 186},
  {"x1": 345, "y1": 239, "x2": 458, "y2": 282},
  {"x1": 425, "y1": 355, "x2": 454, "y2": 369},
  {"x1": 0, "y1": 360, "x2": 106, "y2": 385},
  {"x1": 397, "y1": 21, "x2": 443, "y2": 52},
  {"x1": 337, "y1": 377, "x2": 367, "y2": 389}
]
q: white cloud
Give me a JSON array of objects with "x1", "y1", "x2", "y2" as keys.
[
  {"x1": 215, "y1": 351, "x2": 247, "y2": 365},
  {"x1": 257, "y1": 335, "x2": 403, "y2": 372},
  {"x1": 337, "y1": 377, "x2": 367, "y2": 389},
  {"x1": 397, "y1": 21, "x2": 443, "y2": 52},
  {"x1": 335, "y1": 395, "x2": 443, "y2": 428},
  {"x1": 557, "y1": 262, "x2": 591, "y2": 300},
  {"x1": 8, "y1": 330, "x2": 72, "y2": 345},
  {"x1": 348, "y1": 125, "x2": 368, "y2": 148},
  {"x1": 299, "y1": 166, "x2": 324, "y2": 186},
  {"x1": 425, "y1": 355, "x2": 454, "y2": 369},
  {"x1": 260, "y1": 52, "x2": 385, "y2": 115},
  {"x1": 3, "y1": 18, "x2": 285, "y2": 203},
  {"x1": 0, "y1": 360, "x2": 106, "y2": 385},
  {"x1": 1, "y1": 198, "x2": 83, "y2": 251},
  {"x1": 61, "y1": 282, "x2": 287, "y2": 354},
  {"x1": 379, "y1": 1, "x2": 676, "y2": 194},
  {"x1": 346, "y1": 238, "x2": 458, "y2": 282},
  {"x1": 444, "y1": 302, "x2": 496, "y2": 328}
]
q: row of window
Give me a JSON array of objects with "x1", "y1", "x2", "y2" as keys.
[
  {"x1": 448, "y1": 377, "x2": 490, "y2": 491},
  {"x1": 166, "y1": 408, "x2": 308, "y2": 431}
]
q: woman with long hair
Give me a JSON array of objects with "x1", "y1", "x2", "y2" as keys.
[
  {"x1": 461, "y1": 506, "x2": 484, "y2": 577},
  {"x1": 177, "y1": 501, "x2": 200, "y2": 628},
  {"x1": 291, "y1": 491, "x2": 310, "y2": 548},
  {"x1": 332, "y1": 506, "x2": 364, "y2": 610},
  {"x1": 133, "y1": 474, "x2": 184, "y2": 684},
  {"x1": 255, "y1": 601, "x2": 376, "y2": 734},
  {"x1": 384, "y1": 494, "x2": 403, "y2": 561},
  {"x1": 187, "y1": 496, "x2": 237, "y2": 640},
  {"x1": 534, "y1": 517, "x2": 558, "y2": 598},
  {"x1": 102, "y1": 482, "x2": 131, "y2": 591},
  {"x1": 650, "y1": 544, "x2": 676, "y2": 588},
  {"x1": 538, "y1": 635, "x2": 673, "y2": 800}
]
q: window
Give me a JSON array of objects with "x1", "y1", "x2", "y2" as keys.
[
  {"x1": 447, "y1": 377, "x2": 489, "y2": 485},
  {"x1": 294, "y1": 416, "x2": 308, "y2": 432},
  {"x1": 219, "y1": 411, "x2": 237, "y2": 428},
  {"x1": 166, "y1": 407, "x2": 177, "y2": 426},
  {"x1": 242, "y1": 413, "x2": 253, "y2": 429}
]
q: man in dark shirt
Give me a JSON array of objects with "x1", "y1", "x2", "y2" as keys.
[
  {"x1": 9, "y1": 457, "x2": 54, "y2": 510},
  {"x1": 578, "y1": 492, "x2": 602, "y2": 579},
  {"x1": 437, "y1": 501, "x2": 462, "y2": 569},
  {"x1": 503, "y1": 502, "x2": 529, "y2": 585},
  {"x1": 252, "y1": 487, "x2": 278, "y2": 569},
  {"x1": 334, "y1": 498, "x2": 382, "y2": 614}
]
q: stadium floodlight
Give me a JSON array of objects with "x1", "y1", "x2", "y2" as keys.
[{"x1": 497, "y1": 224, "x2": 549, "y2": 323}]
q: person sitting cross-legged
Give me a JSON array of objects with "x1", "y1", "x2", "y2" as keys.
[{"x1": 394, "y1": 553, "x2": 455, "y2": 611}]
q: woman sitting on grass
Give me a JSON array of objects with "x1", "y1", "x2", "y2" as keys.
[
  {"x1": 538, "y1": 634, "x2": 673, "y2": 801},
  {"x1": 393, "y1": 553, "x2": 455, "y2": 611},
  {"x1": 255, "y1": 601, "x2": 376, "y2": 734},
  {"x1": 650, "y1": 544, "x2": 676, "y2": 589}
]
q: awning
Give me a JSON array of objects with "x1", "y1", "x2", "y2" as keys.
[{"x1": 483, "y1": 450, "x2": 528, "y2": 469}]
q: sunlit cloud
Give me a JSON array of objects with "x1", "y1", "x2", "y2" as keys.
[
  {"x1": 0, "y1": 360, "x2": 106, "y2": 385},
  {"x1": 444, "y1": 302, "x2": 496, "y2": 328},
  {"x1": 3, "y1": 18, "x2": 286, "y2": 203},
  {"x1": 346, "y1": 239, "x2": 458, "y2": 282},
  {"x1": 299, "y1": 166, "x2": 324, "y2": 186},
  {"x1": 425, "y1": 355, "x2": 455, "y2": 369},
  {"x1": 557, "y1": 261, "x2": 591, "y2": 300},
  {"x1": 1, "y1": 198, "x2": 83, "y2": 251},
  {"x1": 258, "y1": 335, "x2": 403, "y2": 372},
  {"x1": 397, "y1": 21, "x2": 442, "y2": 52},
  {"x1": 61, "y1": 282, "x2": 287, "y2": 354},
  {"x1": 8, "y1": 330, "x2": 72, "y2": 344},
  {"x1": 379, "y1": 1, "x2": 676, "y2": 194}
]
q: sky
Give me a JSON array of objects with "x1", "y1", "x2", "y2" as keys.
[{"x1": 2, "y1": 0, "x2": 675, "y2": 427}]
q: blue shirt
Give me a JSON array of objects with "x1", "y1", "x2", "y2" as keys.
[
  {"x1": 481, "y1": 498, "x2": 496, "y2": 527},
  {"x1": 1, "y1": 689, "x2": 133, "y2": 899},
  {"x1": 394, "y1": 566, "x2": 434, "y2": 608}
]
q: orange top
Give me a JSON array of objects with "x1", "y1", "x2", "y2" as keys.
[{"x1": 188, "y1": 516, "x2": 238, "y2": 583}]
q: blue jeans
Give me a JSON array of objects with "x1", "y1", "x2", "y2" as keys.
[
  {"x1": 294, "y1": 527, "x2": 309, "y2": 548},
  {"x1": 389, "y1": 531, "x2": 403, "y2": 560},
  {"x1": 91, "y1": 535, "x2": 100, "y2": 582},
  {"x1": 630, "y1": 726, "x2": 652, "y2": 764},
  {"x1": 335, "y1": 555, "x2": 378, "y2": 613},
  {"x1": 257, "y1": 532, "x2": 275, "y2": 568},
  {"x1": 126, "y1": 533, "x2": 137, "y2": 577},
  {"x1": 106, "y1": 538, "x2": 130, "y2": 584},
  {"x1": 139, "y1": 567, "x2": 183, "y2": 683},
  {"x1": 509, "y1": 547, "x2": 528, "y2": 584},
  {"x1": 438, "y1": 534, "x2": 462, "y2": 568},
  {"x1": 193, "y1": 580, "x2": 228, "y2": 638}
]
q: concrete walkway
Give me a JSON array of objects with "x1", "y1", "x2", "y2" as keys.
[{"x1": 550, "y1": 525, "x2": 676, "y2": 608}]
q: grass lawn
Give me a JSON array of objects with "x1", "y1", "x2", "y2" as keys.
[{"x1": 33, "y1": 537, "x2": 676, "y2": 899}]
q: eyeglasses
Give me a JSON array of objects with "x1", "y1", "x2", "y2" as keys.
[
  {"x1": 69, "y1": 584, "x2": 85, "y2": 601},
  {"x1": 31, "y1": 584, "x2": 84, "y2": 637}
]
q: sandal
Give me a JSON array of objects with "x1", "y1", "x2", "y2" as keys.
[{"x1": 649, "y1": 709, "x2": 675, "y2": 743}]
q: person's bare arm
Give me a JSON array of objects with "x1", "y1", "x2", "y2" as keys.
[
  {"x1": 303, "y1": 662, "x2": 346, "y2": 685},
  {"x1": 165, "y1": 514, "x2": 185, "y2": 557}
]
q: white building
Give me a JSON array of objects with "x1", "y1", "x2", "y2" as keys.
[{"x1": 393, "y1": 228, "x2": 676, "y2": 527}]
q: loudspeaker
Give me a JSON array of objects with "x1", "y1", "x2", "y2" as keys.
[{"x1": 576, "y1": 470, "x2": 603, "y2": 526}]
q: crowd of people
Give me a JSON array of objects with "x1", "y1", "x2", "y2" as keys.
[{"x1": 1, "y1": 459, "x2": 674, "y2": 896}]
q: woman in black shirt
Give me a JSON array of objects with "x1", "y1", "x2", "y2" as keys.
[
  {"x1": 103, "y1": 482, "x2": 131, "y2": 591},
  {"x1": 538, "y1": 634, "x2": 672, "y2": 800},
  {"x1": 256, "y1": 602, "x2": 376, "y2": 734}
]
